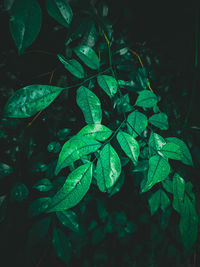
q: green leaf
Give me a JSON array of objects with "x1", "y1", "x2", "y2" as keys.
[
  {"x1": 136, "y1": 67, "x2": 149, "y2": 89},
  {"x1": 97, "y1": 75, "x2": 118, "y2": 97},
  {"x1": 76, "y1": 86, "x2": 102, "y2": 124},
  {"x1": 159, "y1": 142, "x2": 182, "y2": 160},
  {"x1": 4, "y1": 85, "x2": 63, "y2": 118},
  {"x1": 116, "y1": 130, "x2": 140, "y2": 164},
  {"x1": 46, "y1": 0, "x2": 73, "y2": 28},
  {"x1": 132, "y1": 160, "x2": 149, "y2": 173},
  {"x1": 56, "y1": 210, "x2": 79, "y2": 232},
  {"x1": 47, "y1": 163, "x2": 93, "y2": 212},
  {"x1": 148, "y1": 189, "x2": 170, "y2": 216},
  {"x1": 0, "y1": 163, "x2": 13, "y2": 179},
  {"x1": 47, "y1": 141, "x2": 61, "y2": 153},
  {"x1": 149, "y1": 132, "x2": 166, "y2": 154},
  {"x1": 33, "y1": 179, "x2": 52, "y2": 192},
  {"x1": 73, "y1": 45, "x2": 99, "y2": 70},
  {"x1": 10, "y1": 183, "x2": 29, "y2": 202},
  {"x1": 77, "y1": 124, "x2": 112, "y2": 141},
  {"x1": 165, "y1": 137, "x2": 193, "y2": 166},
  {"x1": 28, "y1": 197, "x2": 51, "y2": 217},
  {"x1": 96, "y1": 144, "x2": 121, "y2": 192},
  {"x1": 108, "y1": 171, "x2": 125, "y2": 197},
  {"x1": 149, "y1": 113, "x2": 169, "y2": 130},
  {"x1": 28, "y1": 217, "x2": 51, "y2": 247},
  {"x1": 172, "y1": 173, "x2": 185, "y2": 213},
  {"x1": 142, "y1": 155, "x2": 170, "y2": 193},
  {"x1": 179, "y1": 195, "x2": 198, "y2": 250},
  {"x1": 57, "y1": 128, "x2": 71, "y2": 141},
  {"x1": 135, "y1": 90, "x2": 158, "y2": 108},
  {"x1": 55, "y1": 136, "x2": 100, "y2": 175},
  {"x1": 52, "y1": 227, "x2": 71, "y2": 264},
  {"x1": 9, "y1": 0, "x2": 42, "y2": 55},
  {"x1": 114, "y1": 94, "x2": 132, "y2": 114},
  {"x1": 57, "y1": 54, "x2": 84, "y2": 79},
  {"x1": 127, "y1": 110, "x2": 148, "y2": 137},
  {"x1": 162, "y1": 178, "x2": 173, "y2": 193}
]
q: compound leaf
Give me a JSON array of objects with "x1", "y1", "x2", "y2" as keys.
[
  {"x1": 47, "y1": 163, "x2": 93, "y2": 212},
  {"x1": 73, "y1": 45, "x2": 99, "y2": 70},
  {"x1": 57, "y1": 54, "x2": 84, "y2": 79},
  {"x1": 9, "y1": 0, "x2": 42, "y2": 55},
  {"x1": 55, "y1": 136, "x2": 100, "y2": 175},
  {"x1": 76, "y1": 86, "x2": 102, "y2": 124},
  {"x1": 52, "y1": 227, "x2": 71, "y2": 264},
  {"x1": 77, "y1": 124, "x2": 112, "y2": 141},
  {"x1": 117, "y1": 130, "x2": 140, "y2": 164},
  {"x1": 149, "y1": 113, "x2": 169, "y2": 130},
  {"x1": 46, "y1": 0, "x2": 73, "y2": 28},
  {"x1": 56, "y1": 210, "x2": 79, "y2": 232},
  {"x1": 97, "y1": 75, "x2": 118, "y2": 97},
  {"x1": 142, "y1": 155, "x2": 170, "y2": 193},
  {"x1": 165, "y1": 137, "x2": 193, "y2": 166},
  {"x1": 96, "y1": 144, "x2": 121, "y2": 192},
  {"x1": 4, "y1": 85, "x2": 63, "y2": 118},
  {"x1": 135, "y1": 90, "x2": 158, "y2": 108},
  {"x1": 126, "y1": 110, "x2": 148, "y2": 137}
]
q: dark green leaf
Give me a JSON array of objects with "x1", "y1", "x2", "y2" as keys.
[
  {"x1": 108, "y1": 171, "x2": 125, "y2": 197},
  {"x1": 9, "y1": 0, "x2": 42, "y2": 55},
  {"x1": 10, "y1": 183, "x2": 29, "y2": 202},
  {"x1": 46, "y1": 0, "x2": 73, "y2": 28},
  {"x1": 57, "y1": 54, "x2": 84, "y2": 79},
  {"x1": 47, "y1": 141, "x2": 61, "y2": 153},
  {"x1": 114, "y1": 93, "x2": 132, "y2": 114},
  {"x1": 162, "y1": 178, "x2": 173, "y2": 193},
  {"x1": 56, "y1": 210, "x2": 79, "y2": 232},
  {"x1": 165, "y1": 137, "x2": 193, "y2": 166},
  {"x1": 159, "y1": 142, "x2": 182, "y2": 160},
  {"x1": 149, "y1": 132, "x2": 166, "y2": 154},
  {"x1": 149, "y1": 189, "x2": 170, "y2": 216},
  {"x1": 142, "y1": 155, "x2": 170, "y2": 193},
  {"x1": 97, "y1": 75, "x2": 118, "y2": 97},
  {"x1": 116, "y1": 130, "x2": 140, "y2": 164},
  {"x1": 57, "y1": 128, "x2": 71, "y2": 141},
  {"x1": 73, "y1": 45, "x2": 99, "y2": 70},
  {"x1": 127, "y1": 110, "x2": 148, "y2": 137},
  {"x1": 47, "y1": 163, "x2": 93, "y2": 212},
  {"x1": 33, "y1": 179, "x2": 52, "y2": 192},
  {"x1": 0, "y1": 163, "x2": 13, "y2": 179},
  {"x1": 149, "y1": 113, "x2": 169, "y2": 130},
  {"x1": 76, "y1": 86, "x2": 102, "y2": 124},
  {"x1": 4, "y1": 85, "x2": 63, "y2": 118},
  {"x1": 96, "y1": 144, "x2": 121, "y2": 192},
  {"x1": 135, "y1": 90, "x2": 158, "y2": 108},
  {"x1": 132, "y1": 160, "x2": 149, "y2": 172},
  {"x1": 172, "y1": 173, "x2": 185, "y2": 213},
  {"x1": 179, "y1": 195, "x2": 198, "y2": 250},
  {"x1": 52, "y1": 227, "x2": 71, "y2": 264},
  {"x1": 55, "y1": 136, "x2": 100, "y2": 175},
  {"x1": 77, "y1": 124, "x2": 112, "y2": 141},
  {"x1": 28, "y1": 217, "x2": 51, "y2": 247},
  {"x1": 28, "y1": 197, "x2": 51, "y2": 217}
]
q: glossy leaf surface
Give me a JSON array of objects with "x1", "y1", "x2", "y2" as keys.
[
  {"x1": 97, "y1": 75, "x2": 118, "y2": 97},
  {"x1": 117, "y1": 131, "x2": 140, "y2": 164},
  {"x1": 28, "y1": 197, "x2": 51, "y2": 217},
  {"x1": 4, "y1": 85, "x2": 63, "y2": 118},
  {"x1": 108, "y1": 171, "x2": 125, "y2": 197},
  {"x1": 149, "y1": 132, "x2": 166, "y2": 154},
  {"x1": 76, "y1": 86, "x2": 102, "y2": 124},
  {"x1": 46, "y1": 0, "x2": 73, "y2": 28},
  {"x1": 9, "y1": 0, "x2": 42, "y2": 55},
  {"x1": 149, "y1": 112, "x2": 169, "y2": 130},
  {"x1": 159, "y1": 142, "x2": 182, "y2": 160},
  {"x1": 142, "y1": 155, "x2": 170, "y2": 193},
  {"x1": 47, "y1": 163, "x2": 93, "y2": 212},
  {"x1": 56, "y1": 210, "x2": 79, "y2": 232},
  {"x1": 52, "y1": 227, "x2": 71, "y2": 264},
  {"x1": 57, "y1": 54, "x2": 84, "y2": 79},
  {"x1": 127, "y1": 110, "x2": 148, "y2": 137},
  {"x1": 55, "y1": 136, "x2": 100, "y2": 175},
  {"x1": 165, "y1": 137, "x2": 193, "y2": 166},
  {"x1": 73, "y1": 45, "x2": 99, "y2": 70},
  {"x1": 135, "y1": 90, "x2": 158, "y2": 108},
  {"x1": 96, "y1": 144, "x2": 121, "y2": 192},
  {"x1": 77, "y1": 124, "x2": 112, "y2": 141}
]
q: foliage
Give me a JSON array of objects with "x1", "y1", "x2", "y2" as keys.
[{"x1": 1, "y1": 0, "x2": 199, "y2": 266}]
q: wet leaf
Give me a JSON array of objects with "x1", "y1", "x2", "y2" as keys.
[
  {"x1": 4, "y1": 85, "x2": 63, "y2": 118},
  {"x1": 97, "y1": 75, "x2": 118, "y2": 97},
  {"x1": 73, "y1": 45, "x2": 99, "y2": 70},
  {"x1": 77, "y1": 124, "x2": 112, "y2": 141},
  {"x1": 159, "y1": 142, "x2": 182, "y2": 160},
  {"x1": 149, "y1": 113, "x2": 169, "y2": 130},
  {"x1": 56, "y1": 210, "x2": 79, "y2": 232},
  {"x1": 28, "y1": 197, "x2": 51, "y2": 217},
  {"x1": 126, "y1": 110, "x2": 148, "y2": 137},
  {"x1": 33, "y1": 179, "x2": 53, "y2": 192},
  {"x1": 135, "y1": 90, "x2": 158, "y2": 108},
  {"x1": 172, "y1": 173, "x2": 185, "y2": 213}
]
